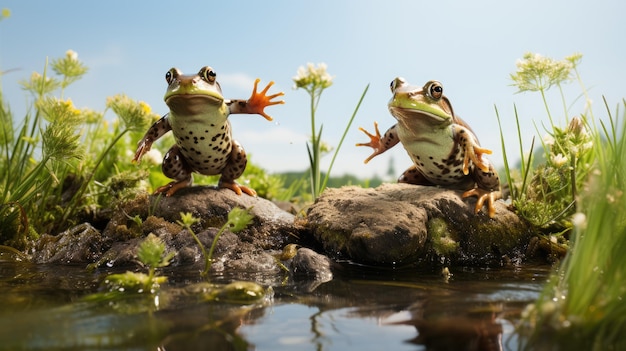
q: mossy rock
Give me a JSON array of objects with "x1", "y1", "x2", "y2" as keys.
[{"x1": 306, "y1": 183, "x2": 533, "y2": 266}]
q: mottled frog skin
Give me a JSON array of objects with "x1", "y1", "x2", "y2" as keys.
[
  {"x1": 133, "y1": 66, "x2": 284, "y2": 196},
  {"x1": 358, "y1": 78, "x2": 501, "y2": 217}
]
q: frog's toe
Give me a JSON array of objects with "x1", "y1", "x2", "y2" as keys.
[
  {"x1": 238, "y1": 185, "x2": 257, "y2": 197},
  {"x1": 154, "y1": 180, "x2": 191, "y2": 197},
  {"x1": 462, "y1": 188, "x2": 498, "y2": 218},
  {"x1": 248, "y1": 79, "x2": 285, "y2": 121},
  {"x1": 356, "y1": 122, "x2": 383, "y2": 163},
  {"x1": 470, "y1": 146, "x2": 493, "y2": 173},
  {"x1": 219, "y1": 181, "x2": 257, "y2": 197}
]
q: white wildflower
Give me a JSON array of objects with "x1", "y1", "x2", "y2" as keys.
[
  {"x1": 145, "y1": 149, "x2": 163, "y2": 165},
  {"x1": 571, "y1": 212, "x2": 587, "y2": 230},
  {"x1": 543, "y1": 134, "x2": 555, "y2": 146},
  {"x1": 66, "y1": 49, "x2": 78, "y2": 61},
  {"x1": 293, "y1": 62, "x2": 334, "y2": 90},
  {"x1": 551, "y1": 153, "x2": 568, "y2": 167}
]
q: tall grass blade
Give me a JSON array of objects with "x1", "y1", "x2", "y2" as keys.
[{"x1": 321, "y1": 84, "x2": 369, "y2": 192}]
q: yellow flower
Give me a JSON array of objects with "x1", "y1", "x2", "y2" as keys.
[
  {"x1": 107, "y1": 94, "x2": 158, "y2": 131},
  {"x1": 1, "y1": 8, "x2": 10, "y2": 19},
  {"x1": 38, "y1": 97, "x2": 83, "y2": 125},
  {"x1": 139, "y1": 101, "x2": 152, "y2": 115}
]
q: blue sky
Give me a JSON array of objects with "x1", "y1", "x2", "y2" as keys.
[{"x1": 1, "y1": 0, "x2": 624, "y2": 179}]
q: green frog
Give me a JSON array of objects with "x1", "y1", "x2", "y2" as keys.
[
  {"x1": 357, "y1": 78, "x2": 501, "y2": 218},
  {"x1": 133, "y1": 66, "x2": 284, "y2": 196}
]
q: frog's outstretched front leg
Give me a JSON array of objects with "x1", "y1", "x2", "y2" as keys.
[
  {"x1": 453, "y1": 125, "x2": 492, "y2": 174},
  {"x1": 132, "y1": 114, "x2": 171, "y2": 163},
  {"x1": 356, "y1": 122, "x2": 400, "y2": 164},
  {"x1": 228, "y1": 79, "x2": 285, "y2": 121}
]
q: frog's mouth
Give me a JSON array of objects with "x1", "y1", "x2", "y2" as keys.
[
  {"x1": 389, "y1": 106, "x2": 449, "y2": 124},
  {"x1": 166, "y1": 94, "x2": 224, "y2": 116}
]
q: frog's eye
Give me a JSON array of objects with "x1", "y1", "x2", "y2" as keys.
[
  {"x1": 165, "y1": 68, "x2": 178, "y2": 84},
  {"x1": 427, "y1": 81, "x2": 444, "y2": 100},
  {"x1": 200, "y1": 66, "x2": 217, "y2": 83},
  {"x1": 390, "y1": 77, "x2": 407, "y2": 93}
]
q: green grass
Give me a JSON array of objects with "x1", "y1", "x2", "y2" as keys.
[
  {"x1": 502, "y1": 52, "x2": 626, "y2": 348},
  {"x1": 520, "y1": 99, "x2": 626, "y2": 349},
  {"x1": 0, "y1": 52, "x2": 156, "y2": 249}
]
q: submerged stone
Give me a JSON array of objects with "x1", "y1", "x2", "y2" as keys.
[{"x1": 306, "y1": 183, "x2": 532, "y2": 266}]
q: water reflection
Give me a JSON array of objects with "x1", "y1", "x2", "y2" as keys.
[{"x1": 0, "y1": 261, "x2": 550, "y2": 350}]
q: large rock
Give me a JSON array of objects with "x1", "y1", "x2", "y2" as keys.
[
  {"x1": 31, "y1": 187, "x2": 302, "y2": 273},
  {"x1": 306, "y1": 183, "x2": 532, "y2": 266}
]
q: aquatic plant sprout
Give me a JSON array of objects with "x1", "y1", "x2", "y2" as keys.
[{"x1": 178, "y1": 208, "x2": 253, "y2": 277}]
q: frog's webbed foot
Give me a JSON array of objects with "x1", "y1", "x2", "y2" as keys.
[
  {"x1": 464, "y1": 144, "x2": 492, "y2": 174},
  {"x1": 455, "y1": 127, "x2": 492, "y2": 174},
  {"x1": 244, "y1": 79, "x2": 285, "y2": 121},
  {"x1": 154, "y1": 179, "x2": 192, "y2": 197},
  {"x1": 132, "y1": 138, "x2": 152, "y2": 163},
  {"x1": 462, "y1": 188, "x2": 501, "y2": 218},
  {"x1": 133, "y1": 115, "x2": 171, "y2": 164},
  {"x1": 219, "y1": 180, "x2": 257, "y2": 197},
  {"x1": 356, "y1": 121, "x2": 383, "y2": 164}
]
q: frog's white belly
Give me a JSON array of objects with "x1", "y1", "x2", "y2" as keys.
[
  {"x1": 397, "y1": 127, "x2": 468, "y2": 185},
  {"x1": 169, "y1": 114, "x2": 233, "y2": 174}
]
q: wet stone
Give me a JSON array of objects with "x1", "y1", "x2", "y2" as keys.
[{"x1": 30, "y1": 187, "x2": 303, "y2": 273}]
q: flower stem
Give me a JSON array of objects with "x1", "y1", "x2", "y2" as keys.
[
  {"x1": 206, "y1": 226, "x2": 227, "y2": 276},
  {"x1": 321, "y1": 84, "x2": 369, "y2": 191},
  {"x1": 61, "y1": 127, "x2": 130, "y2": 225}
]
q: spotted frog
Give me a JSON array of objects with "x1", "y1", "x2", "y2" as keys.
[
  {"x1": 357, "y1": 78, "x2": 501, "y2": 217},
  {"x1": 133, "y1": 66, "x2": 284, "y2": 196}
]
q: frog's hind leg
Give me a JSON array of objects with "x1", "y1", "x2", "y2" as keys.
[
  {"x1": 398, "y1": 165, "x2": 436, "y2": 185},
  {"x1": 155, "y1": 145, "x2": 193, "y2": 196},
  {"x1": 462, "y1": 187, "x2": 501, "y2": 218},
  {"x1": 219, "y1": 140, "x2": 256, "y2": 196}
]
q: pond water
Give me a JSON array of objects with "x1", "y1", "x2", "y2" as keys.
[{"x1": 0, "y1": 259, "x2": 550, "y2": 350}]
